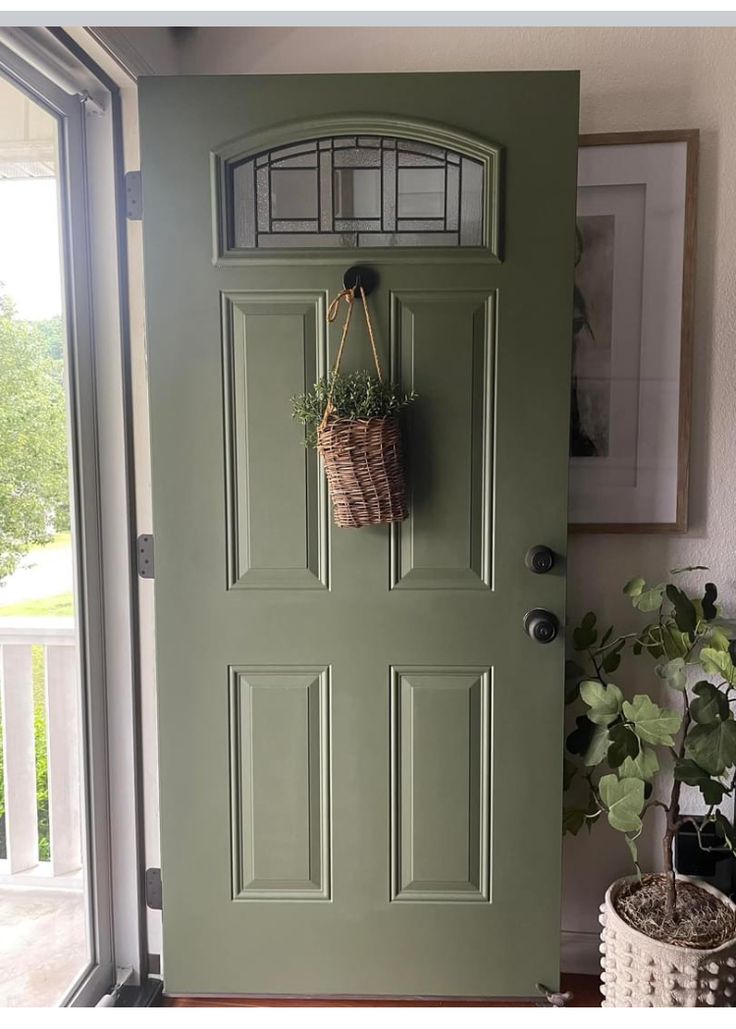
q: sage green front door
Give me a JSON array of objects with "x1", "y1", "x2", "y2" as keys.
[{"x1": 139, "y1": 72, "x2": 579, "y2": 999}]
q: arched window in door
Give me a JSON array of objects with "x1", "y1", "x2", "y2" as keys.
[{"x1": 214, "y1": 119, "x2": 500, "y2": 254}]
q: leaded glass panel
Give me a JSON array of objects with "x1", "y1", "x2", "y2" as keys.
[{"x1": 228, "y1": 134, "x2": 485, "y2": 249}]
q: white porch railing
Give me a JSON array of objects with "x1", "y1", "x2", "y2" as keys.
[{"x1": 0, "y1": 619, "x2": 82, "y2": 885}]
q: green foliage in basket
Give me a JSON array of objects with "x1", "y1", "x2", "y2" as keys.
[
  {"x1": 563, "y1": 568, "x2": 736, "y2": 916},
  {"x1": 291, "y1": 370, "x2": 417, "y2": 448}
]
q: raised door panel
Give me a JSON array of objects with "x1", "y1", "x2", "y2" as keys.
[
  {"x1": 390, "y1": 667, "x2": 492, "y2": 902},
  {"x1": 229, "y1": 666, "x2": 331, "y2": 900},
  {"x1": 223, "y1": 292, "x2": 328, "y2": 589},
  {"x1": 390, "y1": 292, "x2": 495, "y2": 590}
]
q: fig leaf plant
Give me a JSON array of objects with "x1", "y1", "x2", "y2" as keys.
[{"x1": 564, "y1": 569, "x2": 736, "y2": 916}]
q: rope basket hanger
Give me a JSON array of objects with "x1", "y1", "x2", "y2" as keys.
[{"x1": 317, "y1": 285, "x2": 408, "y2": 529}]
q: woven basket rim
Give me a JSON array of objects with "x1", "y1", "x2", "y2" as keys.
[
  {"x1": 319, "y1": 413, "x2": 400, "y2": 427},
  {"x1": 605, "y1": 874, "x2": 736, "y2": 955}
]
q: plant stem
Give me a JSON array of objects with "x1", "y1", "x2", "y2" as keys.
[
  {"x1": 587, "y1": 648, "x2": 605, "y2": 683},
  {"x1": 590, "y1": 632, "x2": 639, "y2": 656},
  {"x1": 663, "y1": 791, "x2": 681, "y2": 919},
  {"x1": 663, "y1": 695, "x2": 691, "y2": 918}
]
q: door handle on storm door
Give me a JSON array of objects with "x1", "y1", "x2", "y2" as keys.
[{"x1": 523, "y1": 609, "x2": 559, "y2": 644}]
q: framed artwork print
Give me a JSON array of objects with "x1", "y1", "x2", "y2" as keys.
[{"x1": 569, "y1": 129, "x2": 698, "y2": 533}]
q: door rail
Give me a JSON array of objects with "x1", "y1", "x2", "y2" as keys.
[{"x1": 0, "y1": 618, "x2": 83, "y2": 888}]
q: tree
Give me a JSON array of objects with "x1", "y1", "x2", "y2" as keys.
[
  {"x1": 564, "y1": 570, "x2": 736, "y2": 920},
  {"x1": 0, "y1": 291, "x2": 69, "y2": 582}
]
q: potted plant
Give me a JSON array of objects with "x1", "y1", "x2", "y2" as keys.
[
  {"x1": 564, "y1": 569, "x2": 736, "y2": 1007},
  {"x1": 291, "y1": 368, "x2": 416, "y2": 528}
]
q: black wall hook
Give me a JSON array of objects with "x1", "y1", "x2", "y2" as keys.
[{"x1": 343, "y1": 265, "x2": 378, "y2": 297}]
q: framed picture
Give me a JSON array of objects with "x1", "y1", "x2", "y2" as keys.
[{"x1": 569, "y1": 129, "x2": 698, "y2": 533}]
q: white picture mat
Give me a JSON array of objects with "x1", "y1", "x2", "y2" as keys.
[{"x1": 569, "y1": 141, "x2": 687, "y2": 525}]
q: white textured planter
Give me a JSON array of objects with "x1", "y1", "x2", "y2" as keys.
[{"x1": 600, "y1": 875, "x2": 736, "y2": 1007}]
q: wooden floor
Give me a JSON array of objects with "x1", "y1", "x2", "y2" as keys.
[{"x1": 163, "y1": 974, "x2": 601, "y2": 1007}]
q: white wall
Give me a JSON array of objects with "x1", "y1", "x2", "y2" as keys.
[{"x1": 109, "y1": 26, "x2": 736, "y2": 969}]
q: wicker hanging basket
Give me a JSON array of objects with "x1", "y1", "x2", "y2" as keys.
[
  {"x1": 319, "y1": 415, "x2": 407, "y2": 528},
  {"x1": 318, "y1": 287, "x2": 409, "y2": 528}
]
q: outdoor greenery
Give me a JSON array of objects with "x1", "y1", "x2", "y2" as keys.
[
  {"x1": 0, "y1": 531, "x2": 71, "y2": 861},
  {"x1": 564, "y1": 569, "x2": 736, "y2": 916},
  {"x1": 0, "y1": 291, "x2": 69, "y2": 582},
  {"x1": 0, "y1": 592, "x2": 73, "y2": 617},
  {"x1": 0, "y1": 645, "x2": 49, "y2": 861},
  {"x1": 0, "y1": 288, "x2": 69, "y2": 863},
  {"x1": 291, "y1": 370, "x2": 417, "y2": 448}
]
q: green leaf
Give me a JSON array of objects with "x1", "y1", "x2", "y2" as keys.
[
  {"x1": 601, "y1": 641, "x2": 625, "y2": 675},
  {"x1": 655, "y1": 657, "x2": 687, "y2": 691},
  {"x1": 685, "y1": 719, "x2": 736, "y2": 776},
  {"x1": 573, "y1": 612, "x2": 598, "y2": 651},
  {"x1": 623, "y1": 577, "x2": 645, "y2": 598},
  {"x1": 674, "y1": 758, "x2": 728, "y2": 805},
  {"x1": 623, "y1": 695, "x2": 682, "y2": 747},
  {"x1": 666, "y1": 585, "x2": 698, "y2": 638},
  {"x1": 702, "y1": 582, "x2": 718, "y2": 621},
  {"x1": 660, "y1": 623, "x2": 690, "y2": 660},
  {"x1": 600, "y1": 626, "x2": 614, "y2": 647},
  {"x1": 633, "y1": 585, "x2": 666, "y2": 613},
  {"x1": 599, "y1": 774, "x2": 645, "y2": 833},
  {"x1": 700, "y1": 647, "x2": 736, "y2": 686},
  {"x1": 581, "y1": 724, "x2": 610, "y2": 768},
  {"x1": 674, "y1": 758, "x2": 704, "y2": 785},
  {"x1": 566, "y1": 715, "x2": 609, "y2": 767},
  {"x1": 607, "y1": 724, "x2": 639, "y2": 768},
  {"x1": 691, "y1": 681, "x2": 730, "y2": 724},
  {"x1": 618, "y1": 745, "x2": 659, "y2": 782},
  {"x1": 699, "y1": 781, "x2": 726, "y2": 806},
  {"x1": 562, "y1": 808, "x2": 587, "y2": 835},
  {"x1": 580, "y1": 680, "x2": 623, "y2": 726},
  {"x1": 714, "y1": 812, "x2": 736, "y2": 853},
  {"x1": 708, "y1": 626, "x2": 731, "y2": 652}
]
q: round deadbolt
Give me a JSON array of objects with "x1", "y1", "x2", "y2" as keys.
[
  {"x1": 523, "y1": 608, "x2": 559, "y2": 644},
  {"x1": 525, "y1": 545, "x2": 555, "y2": 574}
]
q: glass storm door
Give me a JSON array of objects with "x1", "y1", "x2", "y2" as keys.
[
  {"x1": 0, "y1": 70, "x2": 90, "y2": 1006},
  {"x1": 139, "y1": 71, "x2": 579, "y2": 999}
]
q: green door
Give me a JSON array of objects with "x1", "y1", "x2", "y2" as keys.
[{"x1": 139, "y1": 72, "x2": 579, "y2": 999}]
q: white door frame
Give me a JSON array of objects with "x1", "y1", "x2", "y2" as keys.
[{"x1": 0, "y1": 29, "x2": 145, "y2": 1005}]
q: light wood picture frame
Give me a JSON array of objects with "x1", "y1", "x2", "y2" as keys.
[{"x1": 569, "y1": 129, "x2": 698, "y2": 534}]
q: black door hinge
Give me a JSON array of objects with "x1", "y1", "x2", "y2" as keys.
[
  {"x1": 125, "y1": 170, "x2": 142, "y2": 220},
  {"x1": 145, "y1": 867, "x2": 162, "y2": 910},
  {"x1": 137, "y1": 534, "x2": 154, "y2": 578}
]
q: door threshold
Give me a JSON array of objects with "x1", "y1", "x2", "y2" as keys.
[
  {"x1": 164, "y1": 994, "x2": 540, "y2": 1007},
  {"x1": 162, "y1": 975, "x2": 600, "y2": 1007}
]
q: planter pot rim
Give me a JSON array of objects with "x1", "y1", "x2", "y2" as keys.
[{"x1": 605, "y1": 873, "x2": 736, "y2": 957}]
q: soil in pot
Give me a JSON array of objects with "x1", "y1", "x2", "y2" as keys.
[{"x1": 615, "y1": 873, "x2": 736, "y2": 949}]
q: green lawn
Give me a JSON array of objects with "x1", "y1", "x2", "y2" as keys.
[
  {"x1": 37, "y1": 531, "x2": 71, "y2": 551},
  {"x1": 0, "y1": 592, "x2": 74, "y2": 617},
  {"x1": 0, "y1": 532, "x2": 74, "y2": 617}
]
